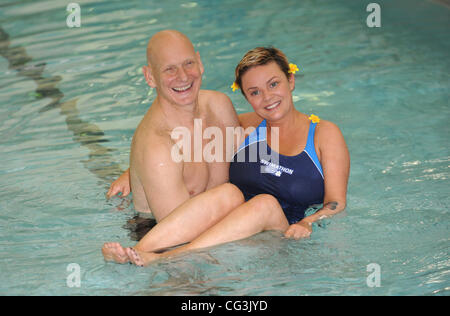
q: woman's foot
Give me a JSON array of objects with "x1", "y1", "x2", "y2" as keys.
[
  {"x1": 126, "y1": 247, "x2": 161, "y2": 267},
  {"x1": 102, "y1": 242, "x2": 130, "y2": 264}
]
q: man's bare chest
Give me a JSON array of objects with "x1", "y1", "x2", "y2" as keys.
[{"x1": 182, "y1": 161, "x2": 210, "y2": 196}]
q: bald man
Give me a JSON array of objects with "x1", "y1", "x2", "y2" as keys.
[
  {"x1": 106, "y1": 31, "x2": 239, "y2": 220},
  {"x1": 102, "y1": 30, "x2": 240, "y2": 263}
]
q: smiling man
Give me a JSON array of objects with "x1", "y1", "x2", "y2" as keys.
[
  {"x1": 102, "y1": 30, "x2": 241, "y2": 263},
  {"x1": 129, "y1": 30, "x2": 240, "y2": 221}
]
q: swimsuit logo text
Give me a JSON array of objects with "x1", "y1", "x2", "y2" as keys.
[{"x1": 260, "y1": 159, "x2": 294, "y2": 177}]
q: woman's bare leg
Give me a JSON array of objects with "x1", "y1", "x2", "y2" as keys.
[
  {"x1": 127, "y1": 194, "x2": 289, "y2": 266},
  {"x1": 102, "y1": 183, "x2": 245, "y2": 263}
]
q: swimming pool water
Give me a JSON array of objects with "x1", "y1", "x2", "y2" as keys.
[{"x1": 0, "y1": 0, "x2": 448, "y2": 295}]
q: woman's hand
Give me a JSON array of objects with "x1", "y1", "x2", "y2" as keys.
[
  {"x1": 284, "y1": 220, "x2": 313, "y2": 240},
  {"x1": 107, "y1": 169, "x2": 131, "y2": 198}
]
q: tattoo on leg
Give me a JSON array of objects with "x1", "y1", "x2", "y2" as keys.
[{"x1": 324, "y1": 202, "x2": 338, "y2": 210}]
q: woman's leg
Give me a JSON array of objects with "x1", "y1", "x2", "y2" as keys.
[
  {"x1": 127, "y1": 194, "x2": 289, "y2": 266},
  {"x1": 102, "y1": 183, "x2": 245, "y2": 263}
]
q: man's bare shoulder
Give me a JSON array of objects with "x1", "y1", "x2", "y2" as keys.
[
  {"x1": 238, "y1": 112, "x2": 263, "y2": 129},
  {"x1": 132, "y1": 118, "x2": 175, "y2": 163},
  {"x1": 133, "y1": 134, "x2": 180, "y2": 174},
  {"x1": 200, "y1": 90, "x2": 239, "y2": 126},
  {"x1": 200, "y1": 89, "x2": 230, "y2": 105},
  {"x1": 134, "y1": 105, "x2": 170, "y2": 140}
]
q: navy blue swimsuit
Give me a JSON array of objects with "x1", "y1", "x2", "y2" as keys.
[{"x1": 229, "y1": 119, "x2": 324, "y2": 224}]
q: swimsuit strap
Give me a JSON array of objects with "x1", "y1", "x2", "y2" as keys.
[
  {"x1": 236, "y1": 119, "x2": 267, "y2": 153},
  {"x1": 304, "y1": 121, "x2": 324, "y2": 178}
]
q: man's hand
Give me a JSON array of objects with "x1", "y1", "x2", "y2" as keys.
[
  {"x1": 107, "y1": 169, "x2": 131, "y2": 198},
  {"x1": 284, "y1": 220, "x2": 312, "y2": 240}
]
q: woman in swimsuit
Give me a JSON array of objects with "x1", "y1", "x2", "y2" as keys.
[{"x1": 105, "y1": 47, "x2": 350, "y2": 266}]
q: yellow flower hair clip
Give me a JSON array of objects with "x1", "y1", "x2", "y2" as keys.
[
  {"x1": 288, "y1": 63, "x2": 299, "y2": 74},
  {"x1": 231, "y1": 82, "x2": 239, "y2": 92},
  {"x1": 308, "y1": 114, "x2": 320, "y2": 123}
]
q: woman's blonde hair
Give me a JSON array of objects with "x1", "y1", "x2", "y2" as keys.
[{"x1": 234, "y1": 47, "x2": 290, "y2": 96}]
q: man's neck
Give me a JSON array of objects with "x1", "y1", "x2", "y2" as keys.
[{"x1": 155, "y1": 95, "x2": 203, "y2": 129}]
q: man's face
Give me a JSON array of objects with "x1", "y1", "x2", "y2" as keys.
[{"x1": 150, "y1": 39, "x2": 204, "y2": 107}]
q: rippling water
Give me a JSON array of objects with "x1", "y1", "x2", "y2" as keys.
[{"x1": 0, "y1": 0, "x2": 449, "y2": 295}]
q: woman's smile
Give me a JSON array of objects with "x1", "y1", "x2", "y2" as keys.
[{"x1": 264, "y1": 101, "x2": 281, "y2": 110}]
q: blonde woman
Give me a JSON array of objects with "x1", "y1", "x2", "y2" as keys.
[{"x1": 104, "y1": 47, "x2": 350, "y2": 266}]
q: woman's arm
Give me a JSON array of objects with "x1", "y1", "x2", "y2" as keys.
[{"x1": 284, "y1": 120, "x2": 350, "y2": 239}]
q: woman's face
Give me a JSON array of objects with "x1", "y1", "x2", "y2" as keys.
[{"x1": 241, "y1": 61, "x2": 295, "y2": 122}]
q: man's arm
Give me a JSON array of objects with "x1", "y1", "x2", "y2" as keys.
[
  {"x1": 203, "y1": 90, "x2": 240, "y2": 189},
  {"x1": 133, "y1": 140, "x2": 190, "y2": 222},
  {"x1": 106, "y1": 168, "x2": 130, "y2": 198}
]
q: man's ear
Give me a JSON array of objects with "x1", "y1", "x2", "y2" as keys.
[
  {"x1": 196, "y1": 51, "x2": 204, "y2": 76},
  {"x1": 142, "y1": 65, "x2": 157, "y2": 88}
]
